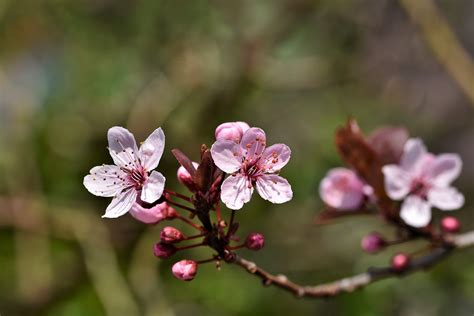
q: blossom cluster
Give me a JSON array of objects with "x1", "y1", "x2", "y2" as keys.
[{"x1": 84, "y1": 121, "x2": 290, "y2": 280}]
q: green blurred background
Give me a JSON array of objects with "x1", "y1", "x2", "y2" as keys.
[{"x1": 1, "y1": 0, "x2": 474, "y2": 315}]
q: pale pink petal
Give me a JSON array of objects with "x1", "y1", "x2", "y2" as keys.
[
  {"x1": 210, "y1": 140, "x2": 243, "y2": 173},
  {"x1": 83, "y1": 165, "x2": 129, "y2": 197},
  {"x1": 108, "y1": 126, "x2": 140, "y2": 169},
  {"x1": 108, "y1": 126, "x2": 138, "y2": 153},
  {"x1": 102, "y1": 188, "x2": 137, "y2": 218},
  {"x1": 139, "y1": 127, "x2": 165, "y2": 171},
  {"x1": 382, "y1": 165, "x2": 411, "y2": 200},
  {"x1": 400, "y1": 195, "x2": 432, "y2": 228},
  {"x1": 427, "y1": 187, "x2": 464, "y2": 211},
  {"x1": 235, "y1": 121, "x2": 250, "y2": 134},
  {"x1": 220, "y1": 174, "x2": 253, "y2": 210},
  {"x1": 319, "y1": 168, "x2": 364, "y2": 210},
  {"x1": 427, "y1": 154, "x2": 462, "y2": 187},
  {"x1": 259, "y1": 144, "x2": 291, "y2": 172},
  {"x1": 129, "y1": 201, "x2": 169, "y2": 224},
  {"x1": 240, "y1": 128, "x2": 266, "y2": 161},
  {"x1": 400, "y1": 138, "x2": 427, "y2": 172},
  {"x1": 141, "y1": 171, "x2": 166, "y2": 203},
  {"x1": 256, "y1": 174, "x2": 293, "y2": 204}
]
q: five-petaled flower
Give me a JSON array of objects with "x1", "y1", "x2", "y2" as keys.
[
  {"x1": 83, "y1": 126, "x2": 166, "y2": 218},
  {"x1": 211, "y1": 127, "x2": 293, "y2": 210},
  {"x1": 382, "y1": 138, "x2": 464, "y2": 227}
]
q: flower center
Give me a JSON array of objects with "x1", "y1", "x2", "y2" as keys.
[
  {"x1": 123, "y1": 166, "x2": 147, "y2": 189},
  {"x1": 410, "y1": 177, "x2": 430, "y2": 198}
]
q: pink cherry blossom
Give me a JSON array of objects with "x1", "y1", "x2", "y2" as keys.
[
  {"x1": 211, "y1": 127, "x2": 293, "y2": 210},
  {"x1": 382, "y1": 138, "x2": 464, "y2": 228},
  {"x1": 319, "y1": 168, "x2": 372, "y2": 210},
  {"x1": 83, "y1": 126, "x2": 166, "y2": 218},
  {"x1": 215, "y1": 121, "x2": 250, "y2": 143}
]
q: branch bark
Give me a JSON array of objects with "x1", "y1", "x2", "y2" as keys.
[{"x1": 232, "y1": 230, "x2": 474, "y2": 298}]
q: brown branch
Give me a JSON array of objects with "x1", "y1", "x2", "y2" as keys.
[
  {"x1": 399, "y1": 0, "x2": 474, "y2": 105},
  {"x1": 232, "y1": 230, "x2": 474, "y2": 298}
]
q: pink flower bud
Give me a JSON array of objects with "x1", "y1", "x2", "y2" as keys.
[
  {"x1": 160, "y1": 226, "x2": 185, "y2": 243},
  {"x1": 391, "y1": 253, "x2": 410, "y2": 272},
  {"x1": 215, "y1": 122, "x2": 250, "y2": 143},
  {"x1": 172, "y1": 259, "x2": 198, "y2": 281},
  {"x1": 361, "y1": 233, "x2": 386, "y2": 253},
  {"x1": 245, "y1": 233, "x2": 265, "y2": 250},
  {"x1": 441, "y1": 216, "x2": 460, "y2": 233},
  {"x1": 177, "y1": 162, "x2": 199, "y2": 191},
  {"x1": 129, "y1": 201, "x2": 177, "y2": 224},
  {"x1": 319, "y1": 168, "x2": 366, "y2": 210},
  {"x1": 153, "y1": 242, "x2": 177, "y2": 259}
]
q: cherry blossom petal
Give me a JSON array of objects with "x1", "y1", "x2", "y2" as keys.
[
  {"x1": 141, "y1": 171, "x2": 166, "y2": 203},
  {"x1": 108, "y1": 127, "x2": 140, "y2": 168},
  {"x1": 256, "y1": 174, "x2": 293, "y2": 204},
  {"x1": 220, "y1": 174, "x2": 253, "y2": 210},
  {"x1": 259, "y1": 144, "x2": 291, "y2": 172},
  {"x1": 241, "y1": 128, "x2": 266, "y2": 161},
  {"x1": 235, "y1": 121, "x2": 250, "y2": 134},
  {"x1": 382, "y1": 165, "x2": 411, "y2": 200},
  {"x1": 400, "y1": 195, "x2": 432, "y2": 228},
  {"x1": 108, "y1": 126, "x2": 138, "y2": 153},
  {"x1": 83, "y1": 165, "x2": 129, "y2": 197},
  {"x1": 139, "y1": 127, "x2": 165, "y2": 171},
  {"x1": 102, "y1": 188, "x2": 137, "y2": 218},
  {"x1": 211, "y1": 140, "x2": 243, "y2": 173},
  {"x1": 400, "y1": 138, "x2": 427, "y2": 172},
  {"x1": 427, "y1": 187, "x2": 464, "y2": 211},
  {"x1": 319, "y1": 168, "x2": 365, "y2": 210},
  {"x1": 427, "y1": 154, "x2": 462, "y2": 187}
]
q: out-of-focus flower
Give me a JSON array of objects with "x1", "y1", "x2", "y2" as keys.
[
  {"x1": 160, "y1": 226, "x2": 185, "y2": 243},
  {"x1": 361, "y1": 232, "x2": 386, "y2": 253},
  {"x1": 172, "y1": 260, "x2": 198, "y2": 281},
  {"x1": 245, "y1": 233, "x2": 265, "y2": 250},
  {"x1": 211, "y1": 127, "x2": 293, "y2": 210},
  {"x1": 382, "y1": 138, "x2": 464, "y2": 228},
  {"x1": 319, "y1": 168, "x2": 372, "y2": 210},
  {"x1": 215, "y1": 121, "x2": 250, "y2": 143},
  {"x1": 83, "y1": 127, "x2": 166, "y2": 218},
  {"x1": 129, "y1": 201, "x2": 176, "y2": 224},
  {"x1": 153, "y1": 242, "x2": 177, "y2": 259}
]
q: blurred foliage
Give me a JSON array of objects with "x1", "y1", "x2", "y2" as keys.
[{"x1": 0, "y1": 0, "x2": 474, "y2": 315}]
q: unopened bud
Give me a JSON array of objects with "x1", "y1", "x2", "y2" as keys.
[
  {"x1": 153, "y1": 242, "x2": 177, "y2": 259},
  {"x1": 361, "y1": 232, "x2": 386, "y2": 253},
  {"x1": 130, "y1": 201, "x2": 177, "y2": 224},
  {"x1": 177, "y1": 162, "x2": 199, "y2": 191},
  {"x1": 441, "y1": 216, "x2": 460, "y2": 233},
  {"x1": 160, "y1": 226, "x2": 185, "y2": 243},
  {"x1": 215, "y1": 122, "x2": 250, "y2": 143},
  {"x1": 391, "y1": 253, "x2": 410, "y2": 272},
  {"x1": 172, "y1": 259, "x2": 198, "y2": 281},
  {"x1": 245, "y1": 233, "x2": 265, "y2": 251}
]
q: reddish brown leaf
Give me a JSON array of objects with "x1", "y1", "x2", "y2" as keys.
[
  {"x1": 195, "y1": 149, "x2": 214, "y2": 191},
  {"x1": 367, "y1": 127, "x2": 409, "y2": 165},
  {"x1": 335, "y1": 119, "x2": 396, "y2": 217},
  {"x1": 171, "y1": 149, "x2": 197, "y2": 178}
]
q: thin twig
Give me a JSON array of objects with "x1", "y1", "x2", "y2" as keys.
[{"x1": 232, "y1": 231, "x2": 474, "y2": 298}]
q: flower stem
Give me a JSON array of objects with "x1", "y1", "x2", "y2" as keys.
[
  {"x1": 164, "y1": 188, "x2": 193, "y2": 203},
  {"x1": 167, "y1": 200, "x2": 196, "y2": 214},
  {"x1": 176, "y1": 215, "x2": 204, "y2": 231},
  {"x1": 176, "y1": 242, "x2": 205, "y2": 251}
]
